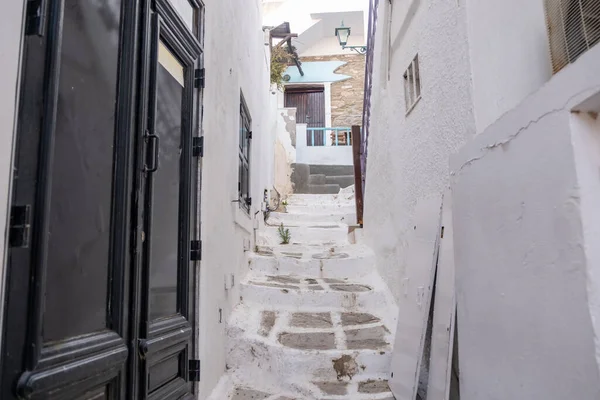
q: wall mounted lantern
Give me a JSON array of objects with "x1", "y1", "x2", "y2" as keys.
[{"x1": 335, "y1": 21, "x2": 367, "y2": 55}]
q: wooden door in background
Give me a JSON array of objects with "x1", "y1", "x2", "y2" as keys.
[{"x1": 284, "y1": 86, "x2": 325, "y2": 145}]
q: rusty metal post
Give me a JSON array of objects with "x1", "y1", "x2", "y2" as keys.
[{"x1": 351, "y1": 125, "x2": 364, "y2": 226}]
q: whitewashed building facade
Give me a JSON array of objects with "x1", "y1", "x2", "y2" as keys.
[
  {"x1": 363, "y1": 0, "x2": 600, "y2": 399},
  {"x1": 0, "y1": 1, "x2": 278, "y2": 399}
]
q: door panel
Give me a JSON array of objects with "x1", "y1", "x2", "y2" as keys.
[
  {"x1": 44, "y1": 0, "x2": 121, "y2": 342},
  {"x1": 137, "y1": 8, "x2": 201, "y2": 398},
  {"x1": 2, "y1": 0, "x2": 203, "y2": 399},
  {"x1": 148, "y1": 45, "x2": 185, "y2": 320},
  {"x1": 284, "y1": 87, "x2": 325, "y2": 145}
]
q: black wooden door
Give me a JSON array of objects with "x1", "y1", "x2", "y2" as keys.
[
  {"x1": 1, "y1": 1, "x2": 203, "y2": 399},
  {"x1": 134, "y1": 3, "x2": 202, "y2": 399},
  {"x1": 284, "y1": 87, "x2": 325, "y2": 145}
]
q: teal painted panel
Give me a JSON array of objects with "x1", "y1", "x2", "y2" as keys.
[{"x1": 284, "y1": 61, "x2": 350, "y2": 83}]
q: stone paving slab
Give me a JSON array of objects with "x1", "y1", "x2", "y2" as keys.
[
  {"x1": 231, "y1": 388, "x2": 271, "y2": 400},
  {"x1": 358, "y1": 379, "x2": 391, "y2": 394},
  {"x1": 341, "y1": 312, "x2": 381, "y2": 326},
  {"x1": 290, "y1": 312, "x2": 333, "y2": 328},
  {"x1": 346, "y1": 326, "x2": 390, "y2": 350},
  {"x1": 278, "y1": 332, "x2": 336, "y2": 350},
  {"x1": 314, "y1": 381, "x2": 348, "y2": 395},
  {"x1": 258, "y1": 311, "x2": 276, "y2": 337}
]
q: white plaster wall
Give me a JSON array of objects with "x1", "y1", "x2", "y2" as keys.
[
  {"x1": 0, "y1": 1, "x2": 24, "y2": 347},
  {"x1": 570, "y1": 108, "x2": 600, "y2": 379},
  {"x1": 274, "y1": 107, "x2": 296, "y2": 197},
  {"x1": 450, "y1": 46, "x2": 600, "y2": 400},
  {"x1": 199, "y1": 0, "x2": 276, "y2": 397},
  {"x1": 300, "y1": 35, "x2": 366, "y2": 57},
  {"x1": 465, "y1": 0, "x2": 553, "y2": 134},
  {"x1": 263, "y1": 0, "x2": 369, "y2": 37},
  {"x1": 296, "y1": 124, "x2": 353, "y2": 165},
  {"x1": 362, "y1": 0, "x2": 475, "y2": 302}
]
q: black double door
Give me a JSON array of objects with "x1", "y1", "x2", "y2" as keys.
[{"x1": 1, "y1": 1, "x2": 203, "y2": 399}]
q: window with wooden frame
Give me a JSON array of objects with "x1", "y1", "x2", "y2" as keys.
[
  {"x1": 239, "y1": 93, "x2": 252, "y2": 212},
  {"x1": 404, "y1": 54, "x2": 421, "y2": 114}
]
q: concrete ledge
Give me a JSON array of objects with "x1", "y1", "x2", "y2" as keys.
[
  {"x1": 326, "y1": 175, "x2": 355, "y2": 188},
  {"x1": 307, "y1": 184, "x2": 340, "y2": 194},
  {"x1": 310, "y1": 164, "x2": 355, "y2": 176},
  {"x1": 309, "y1": 174, "x2": 327, "y2": 184},
  {"x1": 291, "y1": 163, "x2": 310, "y2": 193}
]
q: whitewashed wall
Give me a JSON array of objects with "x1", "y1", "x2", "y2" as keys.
[
  {"x1": 199, "y1": 0, "x2": 275, "y2": 397},
  {"x1": 465, "y1": 0, "x2": 553, "y2": 134},
  {"x1": 300, "y1": 35, "x2": 366, "y2": 57},
  {"x1": 450, "y1": 46, "x2": 600, "y2": 400},
  {"x1": 0, "y1": 1, "x2": 24, "y2": 348},
  {"x1": 263, "y1": 0, "x2": 369, "y2": 37},
  {"x1": 572, "y1": 103, "x2": 600, "y2": 378},
  {"x1": 363, "y1": 0, "x2": 475, "y2": 302}
]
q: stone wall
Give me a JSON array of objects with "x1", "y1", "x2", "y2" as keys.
[
  {"x1": 301, "y1": 54, "x2": 365, "y2": 127},
  {"x1": 274, "y1": 108, "x2": 296, "y2": 198}
]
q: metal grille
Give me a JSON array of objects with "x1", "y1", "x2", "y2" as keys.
[{"x1": 545, "y1": 0, "x2": 600, "y2": 73}]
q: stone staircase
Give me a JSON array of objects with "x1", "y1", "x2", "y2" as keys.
[
  {"x1": 293, "y1": 164, "x2": 355, "y2": 194},
  {"x1": 209, "y1": 193, "x2": 398, "y2": 400}
]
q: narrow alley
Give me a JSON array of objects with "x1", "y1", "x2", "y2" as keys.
[
  {"x1": 1, "y1": 0, "x2": 600, "y2": 400},
  {"x1": 211, "y1": 191, "x2": 397, "y2": 399}
]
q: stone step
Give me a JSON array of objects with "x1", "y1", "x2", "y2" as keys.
[
  {"x1": 256, "y1": 225, "x2": 349, "y2": 246},
  {"x1": 308, "y1": 174, "x2": 327, "y2": 185},
  {"x1": 287, "y1": 193, "x2": 351, "y2": 203},
  {"x1": 227, "y1": 379, "x2": 395, "y2": 399},
  {"x1": 250, "y1": 244, "x2": 376, "y2": 279},
  {"x1": 309, "y1": 164, "x2": 355, "y2": 177},
  {"x1": 285, "y1": 203, "x2": 356, "y2": 215},
  {"x1": 268, "y1": 211, "x2": 356, "y2": 226},
  {"x1": 227, "y1": 304, "x2": 393, "y2": 385},
  {"x1": 304, "y1": 184, "x2": 341, "y2": 194},
  {"x1": 286, "y1": 193, "x2": 355, "y2": 206},
  {"x1": 326, "y1": 175, "x2": 355, "y2": 188},
  {"x1": 240, "y1": 272, "x2": 391, "y2": 312}
]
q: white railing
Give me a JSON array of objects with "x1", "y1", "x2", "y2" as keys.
[{"x1": 306, "y1": 127, "x2": 353, "y2": 147}]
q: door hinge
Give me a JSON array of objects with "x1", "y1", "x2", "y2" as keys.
[
  {"x1": 194, "y1": 68, "x2": 205, "y2": 89},
  {"x1": 191, "y1": 240, "x2": 201, "y2": 261},
  {"x1": 245, "y1": 197, "x2": 252, "y2": 207},
  {"x1": 247, "y1": 130, "x2": 253, "y2": 140},
  {"x1": 189, "y1": 359, "x2": 201, "y2": 382},
  {"x1": 192, "y1": 136, "x2": 204, "y2": 157},
  {"x1": 9, "y1": 205, "x2": 31, "y2": 248},
  {"x1": 25, "y1": 0, "x2": 46, "y2": 36}
]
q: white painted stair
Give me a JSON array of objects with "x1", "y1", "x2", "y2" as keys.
[{"x1": 209, "y1": 192, "x2": 398, "y2": 400}]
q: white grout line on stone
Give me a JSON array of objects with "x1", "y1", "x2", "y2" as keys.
[
  {"x1": 270, "y1": 310, "x2": 291, "y2": 343},
  {"x1": 330, "y1": 311, "x2": 347, "y2": 350}
]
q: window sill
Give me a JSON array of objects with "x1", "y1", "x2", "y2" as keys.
[
  {"x1": 405, "y1": 95, "x2": 422, "y2": 116},
  {"x1": 233, "y1": 203, "x2": 253, "y2": 234}
]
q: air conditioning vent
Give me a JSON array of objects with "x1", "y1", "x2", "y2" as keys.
[{"x1": 545, "y1": 0, "x2": 600, "y2": 73}]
